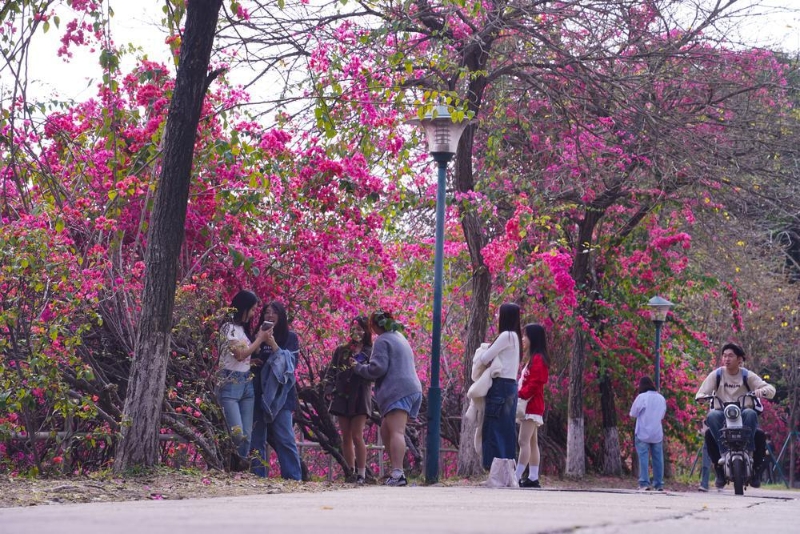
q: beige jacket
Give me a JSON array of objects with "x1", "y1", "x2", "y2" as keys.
[
  {"x1": 695, "y1": 367, "x2": 775, "y2": 409},
  {"x1": 464, "y1": 343, "x2": 502, "y2": 454}
]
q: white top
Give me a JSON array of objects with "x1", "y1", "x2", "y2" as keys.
[
  {"x1": 478, "y1": 331, "x2": 520, "y2": 380},
  {"x1": 629, "y1": 390, "x2": 667, "y2": 443},
  {"x1": 219, "y1": 323, "x2": 251, "y2": 373}
]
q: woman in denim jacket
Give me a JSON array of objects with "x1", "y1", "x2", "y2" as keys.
[
  {"x1": 250, "y1": 300, "x2": 303, "y2": 480},
  {"x1": 218, "y1": 290, "x2": 270, "y2": 461}
]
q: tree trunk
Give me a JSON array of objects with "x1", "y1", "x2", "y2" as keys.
[
  {"x1": 565, "y1": 208, "x2": 604, "y2": 477},
  {"x1": 600, "y1": 371, "x2": 622, "y2": 475},
  {"x1": 456, "y1": 261, "x2": 491, "y2": 476},
  {"x1": 566, "y1": 329, "x2": 587, "y2": 477},
  {"x1": 114, "y1": 0, "x2": 223, "y2": 472},
  {"x1": 454, "y1": 124, "x2": 492, "y2": 477}
]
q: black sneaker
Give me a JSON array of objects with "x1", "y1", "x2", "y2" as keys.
[
  {"x1": 344, "y1": 469, "x2": 357, "y2": 483},
  {"x1": 750, "y1": 461, "x2": 763, "y2": 488},
  {"x1": 714, "y1": 465, "x2": 726, "y2": 489},
  {"x1": 519, "y1": 478, "x2": 541, "y2": 488},
  {"x1": 385, "y1": 474, "x2": 407, "y2": 486},
  {"x1": 355, "y1": 474, "x2": 365, "y2": 485}
]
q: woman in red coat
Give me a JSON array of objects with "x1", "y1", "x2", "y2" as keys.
[{"x1": 516, "y1": 323, "x2": 550, "y2": 487}]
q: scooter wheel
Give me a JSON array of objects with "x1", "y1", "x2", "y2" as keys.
[{"x1": 732, "y1": 458, "x2": 745, "y2": 495}]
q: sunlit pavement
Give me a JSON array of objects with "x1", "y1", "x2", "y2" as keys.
[{"x1": 1, "y1": 485, "x2": 797, "y2": 533}]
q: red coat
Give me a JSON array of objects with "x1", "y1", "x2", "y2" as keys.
[{"x1": 518, "y1": 354, "x2": 549, "y2": 417}]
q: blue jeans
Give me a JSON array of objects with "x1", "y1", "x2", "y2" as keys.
[
  {"x1": 700, "y1": 442, "x2": 711, "y2": 489},
  {"x1": 218, "y1": 371, "x2": 254, "y2": 459},
  {"x1": 635, "y1": 437, "x2": 664, "y2": 489},
  {"x1": 251, "y1": 405, "x2": 302, "y2": 480},
  {"x1": 706, "y1": 408, "x2": 758, "y2": 454},
  {"x1": 481, "y1": 378, "x2": 518, "y2": 470}
]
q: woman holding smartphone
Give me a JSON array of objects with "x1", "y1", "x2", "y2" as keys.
[
  {"x1": 250, "y1": 300, "x2": 303, "y2": 480},
  {"x1": 218, "y1": 290, "x2": 270, "y2": 461},
  {"x1": 324, "y1": 315, "x2": 373, "y2": 484}
]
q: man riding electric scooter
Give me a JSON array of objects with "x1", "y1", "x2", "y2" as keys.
[{"x1": 695, "y1": 343, "x2": 775, "y2": 489}]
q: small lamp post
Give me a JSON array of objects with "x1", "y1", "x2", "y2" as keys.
[
  {"x1": 646, "y1": 296, "x2": 675, "y2": 391},
  {"x1": 408, "y1": 105, "x2": 468, "y2": 484}
]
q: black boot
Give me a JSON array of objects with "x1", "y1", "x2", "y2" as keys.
[
  {"x1": 344, "y1": 467, "x2": 357, "y2": 483},
  {"x1": 750, "y1": 462, "x2": 762, "y2": 488},
  {"x1": 714, "y1": 464, "x2": 726, "y2": 489}
]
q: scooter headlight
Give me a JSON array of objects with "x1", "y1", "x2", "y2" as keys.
[{"x1": 724, "y1": 404, "x2": 740, "y2": 420}]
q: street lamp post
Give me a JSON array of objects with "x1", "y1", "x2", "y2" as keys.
[
  {"x1": 646, "y1": 296, "x2": 675, "y2": 391},
  {"x1": 409, "y1": 106, "x2": 468, "y2": 484}
]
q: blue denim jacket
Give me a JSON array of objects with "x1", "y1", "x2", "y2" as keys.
[{"x1": 259, "y1": 332, "x2": 299, "y2": 422}]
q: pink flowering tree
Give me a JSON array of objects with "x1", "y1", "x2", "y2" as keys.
[{"x1": 3, "y1": 0, "x2": 799, "y2": 480}]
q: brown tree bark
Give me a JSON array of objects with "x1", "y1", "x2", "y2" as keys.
[
  {"x1": 566, "y1": 329, "x2": 587, "y2": 477},
  {"x1": 114, "y1": 0, "x2": 224, "y2": 472},
  {"x1": 454, "y1": 34, "x2": 496, "y2": 474},
  {"x1": 565, "y1": 206, "x2": 606, "y2": 477},
  {"x1": 442, "y1": 14, "x2": 497, "y2": 476},
  {"x1": 600, "y1": 371, "x2": 623, "y2": 475},
  {"x1": 454, "y1": 125, "x2": 492, "y2": 477}
]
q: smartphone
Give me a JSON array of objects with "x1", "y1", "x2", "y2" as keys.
[{"x1": 260, "y1": 321, "x2": 274, "y2": 331}]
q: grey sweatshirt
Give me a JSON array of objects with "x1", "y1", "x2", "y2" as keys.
[{"x1": 354, "y1": 331, "x2": 422, "y2": 416}]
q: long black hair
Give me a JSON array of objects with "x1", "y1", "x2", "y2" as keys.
[
  {"x1": 353, "y1": 315, "x2": 372, "y2": 347},
  {"x1": 497, "y1": 303, "x2": 522, "y2": 357},
  {"x1": 638, "y1": 376, "x2": 657, "y2": 394},
  {"x1": 523, "y1": 323, "x2": 549, "y2": 367},
  {"x1": 260, "y1": 300, "x2": 290, "y2": 348},
  {"x1": 230, "y1": 290, "x2": 259, "y2": 338}
]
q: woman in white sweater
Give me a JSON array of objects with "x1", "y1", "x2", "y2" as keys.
[
  {"x1": 218, "y1": 290, "x2": 270, "y2": 461},
  {"x1": 478, "y1": 303, "x2": 522, "y2": 470}
]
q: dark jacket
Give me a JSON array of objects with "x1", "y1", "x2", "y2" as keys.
[{"x1": 325, "y1": 344, "x2": 373, "y2": 417}]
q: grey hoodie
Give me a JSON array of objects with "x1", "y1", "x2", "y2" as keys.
[{"x1": 354, "y1": 331, "x2": 422, "y2": 416}]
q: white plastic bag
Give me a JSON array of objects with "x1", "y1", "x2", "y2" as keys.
[
  {"x1": 486, "y1": 457, "x2": 519, "y2": 488},
  {"x1": 515, "y1": 397, "x2": 529, "y2": 423}
]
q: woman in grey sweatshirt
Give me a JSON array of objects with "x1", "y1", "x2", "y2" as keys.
[{"x1": 354, "y1": 310, "x2": 422, "y2": 486}]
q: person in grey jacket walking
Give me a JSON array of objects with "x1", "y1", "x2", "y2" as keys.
[{"x1": 353, "y1": 310, "x2": 422, "y2": 487}]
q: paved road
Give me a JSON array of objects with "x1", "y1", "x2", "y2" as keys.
[{"x1": 1, "y1": 485, "x2": 797, "y2": 534}]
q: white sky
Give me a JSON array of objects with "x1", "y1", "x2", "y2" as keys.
[
  {"x1": 18, "y1": 0, "x2": 800, "y2": 104},
  {"x1": 25, "y1": 1, "x2": 171, "y2": 102}
]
